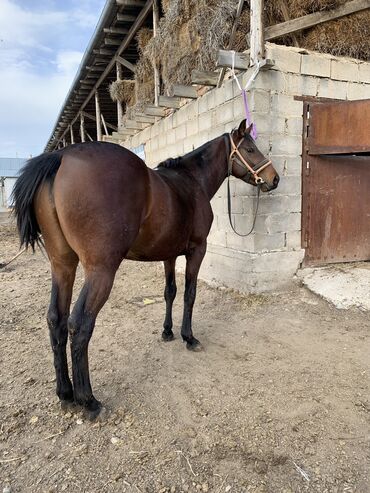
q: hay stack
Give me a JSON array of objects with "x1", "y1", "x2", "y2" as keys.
[
  {"x1": 109, "y1": 80, "x2": 136, "y2": 106},
  {"x1": 135, "y1": 28, "x2": 155, "y2": 105},
  {"x1": 146, "y1": 0, "x2": 236, "y2": 93}
]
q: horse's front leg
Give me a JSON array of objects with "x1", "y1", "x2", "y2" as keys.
[
  {"x1": 162, "y1": 257, "x2": 177, "y2": 341},
  {"x1": 181, "y1": 242, "x2": 206, "y2": 351}
]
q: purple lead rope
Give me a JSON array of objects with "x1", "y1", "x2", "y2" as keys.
[{"x1": 242, "y1": 89, "x2": 257, "y2": 140}]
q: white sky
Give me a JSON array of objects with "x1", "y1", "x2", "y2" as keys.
[{"x1": 0, "y1": 0, "x2": 105, "y2": 157}]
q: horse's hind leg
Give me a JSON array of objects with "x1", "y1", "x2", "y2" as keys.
[
  {"x1": 68, "y1": 265, "x2": 117, "y2": 419},
  {"x1": 48, "y1": 257, "x2": 78, "y2": 407},
  {"x1": 162, "y1": 257, "x2": 177, "y2": 341}
]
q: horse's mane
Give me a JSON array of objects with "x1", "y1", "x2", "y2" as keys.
[
  {"x1": 157, "y1": 137, "x2": 226, "y2": 170},
  {"x1": 157, "y1": 157, "x2": 182, "y2": 169}
]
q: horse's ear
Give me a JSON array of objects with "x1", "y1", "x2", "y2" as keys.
[
  {"x1": 237, "y1": 119, "x2": 247, "y2": 135},
  {"x1": 237, "y1": 120, "x2": 253, "y2": 135}
]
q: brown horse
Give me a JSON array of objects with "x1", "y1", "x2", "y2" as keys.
[{"x1": 13, "y1": 119, "x2": 279, "y2": 419}]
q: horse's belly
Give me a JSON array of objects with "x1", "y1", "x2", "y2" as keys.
[{"x1": 125, "y1": 236, "x2": 188, "y2": 262}]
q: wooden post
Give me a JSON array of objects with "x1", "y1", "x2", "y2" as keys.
[
  {"x1": 62, "y1": 137, "x2": 66, "y2": 147},
  {"x1": 101, "y1": 114, "x2": 109, "y2": 136},
  {"x1": 80, "y1": 113, "x2": 85, "y2": 142},
  {"x1": 153, "y1": 0, "x2": 160, "y2": 106},
  {"x1": 250, "y1": 0, "x2": 265, "y2": 66},
  {"x1": 95, "y1": 90, "x2": 102, "y2": 141},
  {"x1": 116, "y1": 62, "x2": 124, "y2": 129},
  {"x1": 69, "y1": 124, "x2": 75, "y2": 144}
]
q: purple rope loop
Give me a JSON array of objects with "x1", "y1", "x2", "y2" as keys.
[{"x1": 242, "y1": 89, "x2": 257, "y2": 140}]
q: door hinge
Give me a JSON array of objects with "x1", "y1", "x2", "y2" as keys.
[{"x1": 305, "y1": 160, "x2": 310, "y2": 176}]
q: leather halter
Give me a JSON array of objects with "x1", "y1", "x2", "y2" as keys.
[{"x1": 228, "y1": 134, "x2": 272, "y2": 185}]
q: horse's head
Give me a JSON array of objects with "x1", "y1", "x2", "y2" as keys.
[{"x1": 229, "y1": 120, "x2": 279, "y2": 192}]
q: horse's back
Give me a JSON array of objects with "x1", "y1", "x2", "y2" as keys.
[{"x1": 47, "y1": 142, "x2": 150, "y2": 267}]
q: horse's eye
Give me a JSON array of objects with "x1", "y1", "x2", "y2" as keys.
[{"x1": 246, "y1": 147, "x2": 254, "y2": 153}]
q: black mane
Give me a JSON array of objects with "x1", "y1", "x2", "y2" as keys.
[{"x1": 157, "y1": 134, "x2": 228, "y2": 170}]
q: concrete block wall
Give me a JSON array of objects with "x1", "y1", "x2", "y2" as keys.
[{"x1": 121, "y1": 43, "x2": 370, "y2": 293}]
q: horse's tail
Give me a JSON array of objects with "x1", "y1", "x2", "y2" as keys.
[{"x1": 12, "y1": 151, "x2": 63, "y2": 251}]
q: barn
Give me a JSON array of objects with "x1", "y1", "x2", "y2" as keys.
[{"x1": 45, "y1": 0, "x2": 370, "y2": 293}]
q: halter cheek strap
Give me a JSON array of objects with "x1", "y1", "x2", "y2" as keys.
[{"x1": 229, "y1": 134, "x2": 272, "y2": 184}]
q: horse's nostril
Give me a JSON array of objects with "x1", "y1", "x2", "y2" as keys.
[{"x1": 273, "y1": 175, "x2": 280, "y2": 187}]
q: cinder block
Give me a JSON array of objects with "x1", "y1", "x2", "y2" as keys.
[
  {"x1": 166, "y1": 129, "x2": 176, "y2": 145},
  {"x1": 258, "y1": 195, "x2": 301, "y2": 215},
  {"x1": 216, "y1": 100, "x2": 234, "y2": 125},
  {"x1": 214, "y1": 85, "x2": 227, "y2": 107},
  {"x1": 331, "y1": 59, "x2": 359, "y2": 82},
  {"x1": 286, "y1": 230, "x2": 302, "y2": 250},
  {"x1": 183, "y1": 138, "x2": 195, "y2": 154},
  {"x1": 206, "y1": 90, "x2": 216, "y2": 111},
  {"x1": 264, "y1": 212, "x2": 301, "y2": 234},
  {"x1": 270, "y1": 135, "x2": 302, "y2": 157},
  {"x1": 347, "y1": 83, "x2": 370, "y2": 100},
  {"x1": 265, "y1": 44, "x2": 302, "y2": 74},
  {"x1": 254, "y1": 232, "x2": 286, "y2": 252},
  {"x1": 301, "y1": 54, "x2": 331, "y2": 78},
  {"x1": 224, "y1": 78, "x2": 234, "y2": 102},
  {"x1": 186, "y1": 118, "x2": 199, "y2": 137},
  {"x1": 207, "y1": 124, "x2": 226, "y2": 141},
  {"x1": 184, "y1": 100, "x2": 199, "y2": 120},
  {"x1": 254, "y1": 70, "x2": 288, "y2": 93},
  {"x1": 286, "y1": 117, "x2": 303, "y2": 136},
  {"x1": 359, "y1": 62, "x2": 370, "y2": 84},
  {"x1": 250, "y1": 89, "x2": 271, "y2": 113},
  {"x1": 199, "y1": 94, "x2": 208, "y2": 114},
  {"x1": 208, "y1": 230, "x2": 227, "y2": 247},
  {"x1": 271, "y1": 94, "x2": 303, "y2": 117},
  {"x1": 233, "y1": 95, "x2": 246, "y2": 120},
  {"x1": 175, "y1": 124, "x2": 186, "y2": 141},
  {"x1": 199, "y1": 112, "x2": 213, "y2": 132},
  {"x1": 225, "y1": 231, "x2": 255, "y2": 252},
  {"x1": 272, "y1": 175, "x2": 301, "y2": 196},
  {"x1": 150, "y1": 138, "x2": 159, "y2": 152},
  {"x1": 318, "y1": 79, "x2": 347, "y2": 100},
  {"x1": 251, "y1": 112, "x2": 286, "y2": 134},
  {"x1": 270, "y1": 156, "x2": 302, "y2": 176}
]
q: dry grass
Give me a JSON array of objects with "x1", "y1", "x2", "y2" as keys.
[{"x1": 108, "y1": 80, "x2": 136, "y2": 106}]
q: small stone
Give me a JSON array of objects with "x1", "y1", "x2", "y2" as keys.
[
  {"x1": 3, "y1": 486, "x2": 11, "y2": 493},
  {"x1": 202, "y1": 483, "x2": 209, "y2": 492},
  {"x1": 225, "y1": 486, "x2": 232, "y2": 492},
  {"x1": 111, "y1": 436, "x2": 120, "y2": 445},
  {"x1": 29, "y1": 415, "x2": 38, "y2": 424},
  {"x1": 76, "y1": 418, "x2": 83, "y2": 425}
]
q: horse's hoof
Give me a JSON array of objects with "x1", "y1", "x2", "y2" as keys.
[
  {"x1": 162, "y1": 330, "x2": 175, "y2": 342},
  {"x1": 60, "y1": 398, "x2": 77, "y2": 413},
  {"x1": 185, "y1": 337, "x2": 203, "y2": 352},
  {"x1": 84, "y1": 400, "x2": 103, "y2": 421}
]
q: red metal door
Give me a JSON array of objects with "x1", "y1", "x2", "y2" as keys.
[{"x1": 302, "y1": 99, "x2": 370, "y2": 266}]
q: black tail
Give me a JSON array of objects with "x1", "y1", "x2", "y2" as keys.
[{"x1": 12, "y1": 151, "x2": 63, "y2": 251}]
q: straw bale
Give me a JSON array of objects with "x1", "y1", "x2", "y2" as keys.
[
  {"x1": 302, "y1": 10, "x2": 370, "y2": 60},
  {"x1": 137, "y1": 28, "x2": 153, "y2": 54},
  {"x1": 109, "y1": 80, "x2": 136, "y2": 106}
]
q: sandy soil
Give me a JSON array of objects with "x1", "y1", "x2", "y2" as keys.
[{"x1": 0, "y1": 223, "x2": 369, "y2": 493}]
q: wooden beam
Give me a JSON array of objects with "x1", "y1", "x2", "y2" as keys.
[
  {"x1": 278, "y1": 0, "x2": 300, "y2": 46},
  {"x1": 116, "y1": 62, "x2": 123, "y2": 129},
  {"x1": 158, "y1": 96, "x2": 181, "y2": 109},
  {"x1": 134, "y1": 113, "x2": 157, "y2": 123},
  {"x1": 144, "y1": 105, "x2": 166, "y2": 117},
  {"x1": 124, "y1": 120, "x2": 148, "y2": 130},
  {"x1": 82, "y1": 111, "x2": 118, "y2": 131},
  {"x1": 101, "y1": 114, "x2": 109, "y2": 136},
  {"x1": 103, "y1": 27, "x2": 129, "y2": 35},
  {"x1": 116, "y1": 55, "x2": 136, "y2": 73},
  {"x1": 265, "y1": 0, "x2": 370, "y2": 40},
  {"x1": 250, "y1": 0, "x2": 265, "y2": 66},
  {"x1": 95, "y1": 91, "x2": 102, "y2": 141},
  {"x1": 80, "y1": 113, "x2": 85, "y2": 143},
  {"x1": 191, "y1": 70, "x2": 219, "y2": 86},
  {"x1": 116, "y1": 0, "x2": 145, "y2": 6},
  {"x1": 93, "y1": 49, "x2": 114, "y2": 56},
  {"x1": 69, "y1": 124, "x2": 75, "y2": 144},
  {"x1": 86, "y1": 66, "x2": 105, "y2": 71},
  {"x1": 170, "y1": 84, "x2": 198, "y2": 99},
  {"x1": 217, "y1": 49, "x2": 274, "y2": 71},
  {"x1": 117, "y1": 13, "x2": 136, "y2": 22},
  {"x1": 217, "y1": 0, "x2": 246, "y2": 87},
  {"x1": 105, "y1": 38, "x2": 122, "y2": 46}
]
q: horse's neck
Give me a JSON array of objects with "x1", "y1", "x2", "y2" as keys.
[{"x1": 184, "y1": 135, "x2": 229, "y2": 200}]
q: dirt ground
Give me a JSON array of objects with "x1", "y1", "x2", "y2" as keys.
[{"x1": 0, "y1": 223, "x2": 369, "y2": 493}]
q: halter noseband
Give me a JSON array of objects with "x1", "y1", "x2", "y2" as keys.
[{"x1": 228, "y1": 133, "x2": 272, "y2": 185}]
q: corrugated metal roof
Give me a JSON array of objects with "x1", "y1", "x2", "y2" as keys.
[{"x1": 0, "y1": 158, "x2": 27, "y2": 177}]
